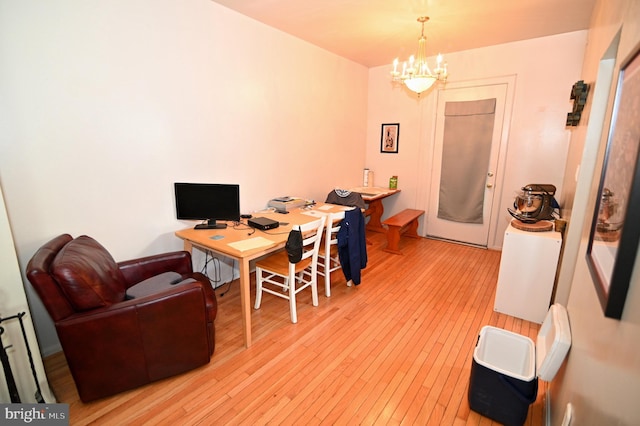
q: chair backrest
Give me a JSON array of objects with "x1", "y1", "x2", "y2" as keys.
[
  {"x1": 26, "y1": 234, "x2": 76, "y2": 321},
  {"x1": 325, "y1": 210, "x2": 346, "y2": 251},
  {"x1": 295, "y1": 216, "x2": 326, "y2": 265},
  {"x1": 325, "y1": 189, "x2": 366, "y2": 210},
  {"x1": 26, "y1": 234, "x2": 128, "y2": 321}
]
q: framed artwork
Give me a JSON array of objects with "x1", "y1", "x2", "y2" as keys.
[
  {"x1": 380, "y1": 123, "x2": 400, "y2": 153},
  {"x1": 586, "y1": 46, "x2": 640, "y2": 319}
]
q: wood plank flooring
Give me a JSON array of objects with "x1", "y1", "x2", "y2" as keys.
[{"x1": 44, "y1": 231, "x2": 544, "y2": 425}]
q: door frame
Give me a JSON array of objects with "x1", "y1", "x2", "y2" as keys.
[{"x1": 417, "y1": 75, "x2": 516, "y2": 249}]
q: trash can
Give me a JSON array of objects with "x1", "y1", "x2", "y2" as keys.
[{"x1": 468, "y1": 304, "x2": 571, "y2": 426}]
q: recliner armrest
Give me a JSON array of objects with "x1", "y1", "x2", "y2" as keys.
[
  {"x1": 58, "y1": 280, "x2": 207, "y2": 323},
  {"x1": 56, "y1": 283, "x2": 210, "y2": 402},
  {"x1": 118, "y1": 250, "x2": 193, "y2": 286}
]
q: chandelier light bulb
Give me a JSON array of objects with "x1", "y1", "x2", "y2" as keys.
[{"x1": 390, "y1": 16, "x2": 448, "y2": 96}]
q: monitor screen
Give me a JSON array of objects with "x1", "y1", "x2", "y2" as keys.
[{"x1": 174, "y1": 182, "x2": 240, "y2": 229}]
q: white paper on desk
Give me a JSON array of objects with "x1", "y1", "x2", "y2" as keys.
[
  {"x1": 303, "y1": 206, "x2": 350, "y2": 217},
  {"x1": 317, "y1": 205, "x2": 334, "y2": 211},
  {"x1": 227, "y1": 236, "x2": 274, "y2": 251},
  {"x1": 350, "y1": 186, "x2": 391, "y2": 195},
  {"x1": 302, "y1": 210, "x2": 327, "y2": 217}
]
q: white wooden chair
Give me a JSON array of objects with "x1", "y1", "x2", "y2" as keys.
[
  {"x1": 254, "y1": 216, "x2": 326, "y2": 323},
  {"x1": 317, "y1": 210, "x2": 347, "y2": 297}
]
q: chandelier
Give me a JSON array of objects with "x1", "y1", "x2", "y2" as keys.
[{"x1": 391, "y1": 17, "x2": 448, "y2": 95}]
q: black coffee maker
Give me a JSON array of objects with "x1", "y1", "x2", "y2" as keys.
[{"x1": 508, "y1": 184, "x2": 559, "y2": 223}]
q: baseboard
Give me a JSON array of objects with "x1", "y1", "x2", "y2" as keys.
[{"x1": 424, "y1": 235, "x2": 488, "y2": 249}]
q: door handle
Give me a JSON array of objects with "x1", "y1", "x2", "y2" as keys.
[
  {"x1": 486, "y1": 183, "x2": 493, "y2": 188},
  {"x1": 487, "y1": 172, "x2": 494, "y2": 177}
]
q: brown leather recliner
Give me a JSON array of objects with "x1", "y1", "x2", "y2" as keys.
[{"x1": 26, "y1": 234, "x2": 217, "y2": 402}]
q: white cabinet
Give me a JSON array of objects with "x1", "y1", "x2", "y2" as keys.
[{"x1": 494, "y1": 223, "x2": 562, "y2": 324}]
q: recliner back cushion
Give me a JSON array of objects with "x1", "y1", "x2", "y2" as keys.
[{"x1": 51, "y1": 236, "x2": 127, "y2": 311}]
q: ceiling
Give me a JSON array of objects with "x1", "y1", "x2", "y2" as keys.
[{"x1": 210, "y1": 0, "x2": 596, "y2": 68}]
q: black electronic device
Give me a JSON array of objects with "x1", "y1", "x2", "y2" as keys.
[
  {"x1": 248, "y1": 217, "x2": 280, "y2": 230},
  {"x1": 174, "y1": 182, "x2": 240, "y2": 229}
]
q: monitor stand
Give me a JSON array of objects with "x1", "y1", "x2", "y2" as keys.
[{"x1": 194, "y1": 219, "x2": 227, "y2": 230}]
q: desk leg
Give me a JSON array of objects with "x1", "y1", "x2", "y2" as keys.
[
  {"x1": 183, "y1": 239, "x2": 252, "y2": 348},
  {"x1": 239, "y1": 258, "x2": 252, "y2": 348},
  {"x1": 366, "y1": 199, "x2": 386, "y2": 233}
]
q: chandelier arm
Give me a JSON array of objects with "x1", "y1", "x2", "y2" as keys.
[{"x1": 390, "y1": 16, "x2": 448, "y2": 95}]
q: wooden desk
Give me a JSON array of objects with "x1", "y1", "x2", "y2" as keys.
[
  {"x1": 175, "y1": 203, "x2": 349, "y2": 348},
  {"x1": 350, "y1": 187, "x2": 401, "y2": 233}
]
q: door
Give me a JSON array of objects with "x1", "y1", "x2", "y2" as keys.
[{"x1": 427, "y1": 82, "x2": 510, "y2": 247}]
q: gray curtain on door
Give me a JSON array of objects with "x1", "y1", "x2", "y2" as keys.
[{"x1": 437, "y1": 98, "x2": 496, "y2": 224}]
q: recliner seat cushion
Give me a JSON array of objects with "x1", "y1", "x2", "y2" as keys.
[
  {"x1": 51, "y1": 236, "x2": 127, "y2": 310},
  {"x1": 126, "y1": 272, "x2": 195, "y2": 299}
]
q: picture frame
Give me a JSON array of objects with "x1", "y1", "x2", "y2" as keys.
[
  {"x1": 586, "y1": 47, "x2": 640, "y2": 319},
  {"x1": 380, "y1": 123, "x2": 400, "y2": 153}
]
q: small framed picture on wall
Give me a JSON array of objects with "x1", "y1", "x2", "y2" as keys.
[{"x1": 380, "y1": 123, "x2": 400, "y2": 153}]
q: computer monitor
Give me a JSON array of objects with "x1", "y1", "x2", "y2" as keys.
[{"x1": 174, "y1": 182, "x2": 240, "y2": 229}]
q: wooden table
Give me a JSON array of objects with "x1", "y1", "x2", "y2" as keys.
[
  {"x1": 350, "y1": 187, "x2": 401, "y2": 233},
  {"x1": 175, "y1": 203, "x2": 349, "y2": 348}
]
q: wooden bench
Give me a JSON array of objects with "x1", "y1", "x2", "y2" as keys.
[{"x1": 382, "y1": 209, "x2": 425, "y2": 254}]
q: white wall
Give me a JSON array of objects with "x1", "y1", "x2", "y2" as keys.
[
  {"x1": 551, "y1": 0, "x2": 640, "y2": 424},
  {"x1": 366, "y1": 32, "x2": 588, "y2": 249},
  {"x1": 0, "y1": 0, "x2": 368, "y2": 355}
]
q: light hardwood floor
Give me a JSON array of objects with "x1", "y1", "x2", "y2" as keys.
[{"x1": 44, "y1": 231, "x2": 544, "y2": 425}]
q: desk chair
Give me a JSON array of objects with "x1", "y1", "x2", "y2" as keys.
[
  {"x1": 325, "y1": 189, "x2": 365, "y2": 210},
  {"x1": 254, "y1": 216, "x2": 326, "y2": 323},
  {"x1": 325, "y1": 189, "x2": 372, "y2": 246},
  {"x1": 317, "y1": 210, "x2": 349, "y2": 297}
]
